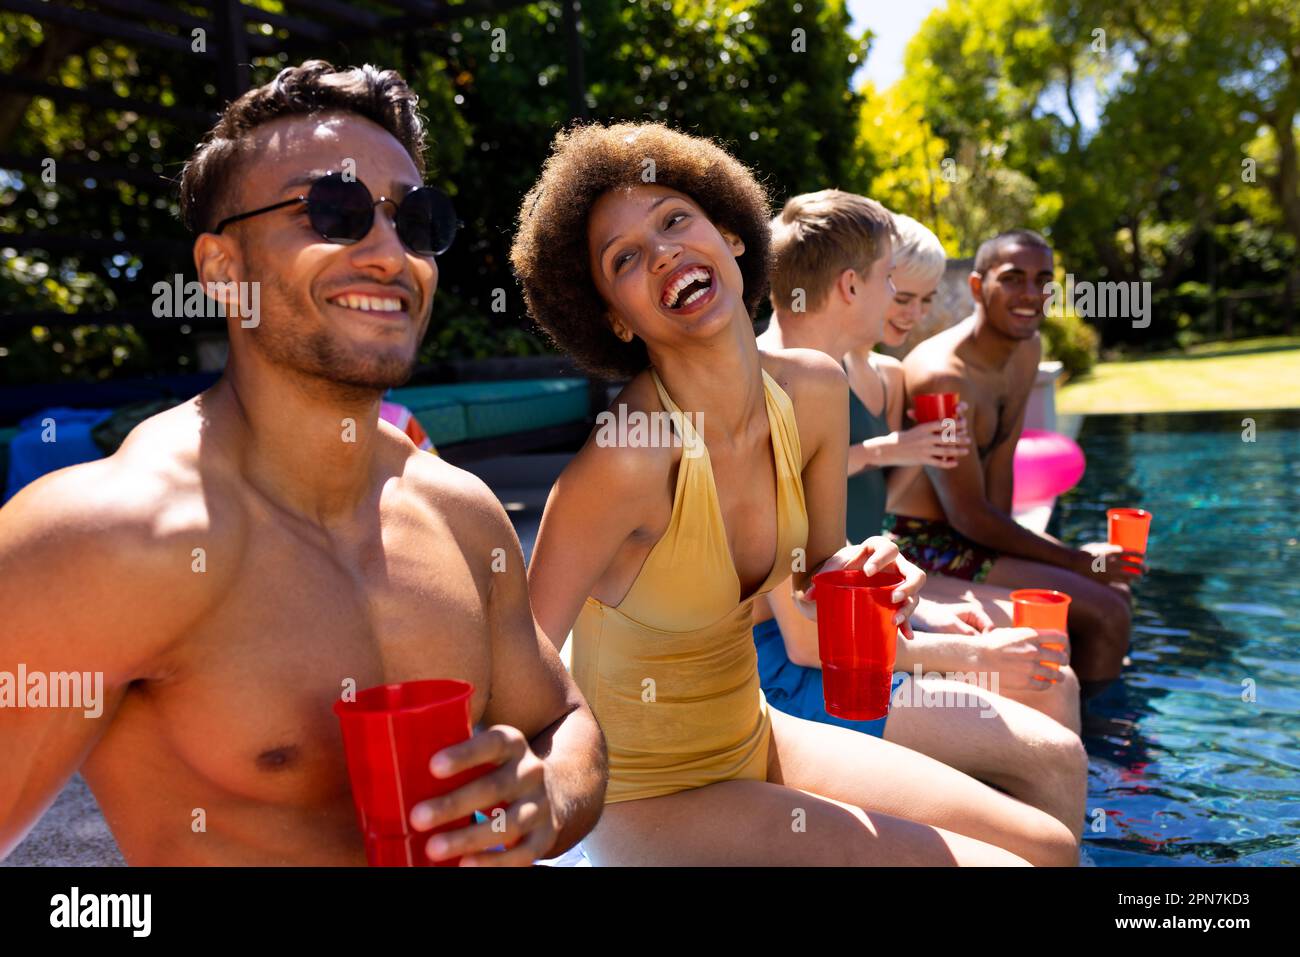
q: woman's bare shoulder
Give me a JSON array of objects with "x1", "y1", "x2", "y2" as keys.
[
  {"x1": 871, "y1": 352, "x2": 905, "y2": 388},
  {"x1": 561, "y1": 370, "x2": 681, "y2": 500}
]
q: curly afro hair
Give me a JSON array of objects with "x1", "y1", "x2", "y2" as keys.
[{"x1": 510, "y1": 121, "x2": 774, "y2": 379}]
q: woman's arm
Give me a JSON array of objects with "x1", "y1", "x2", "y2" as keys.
[
  {"x1": 847, "y1": 437, "x2": 885, "y2": 476},
  {"x1": 765, "y1": 583, "x2": 821, "y2": 669},
  {"x1": 878, "y1": 355, "x2": 908, "y2": 433},
  {"x1": 848, "y1": 354, "x2": 965, "y2": 473},
  {"x1": 526, "y1": 433, "x2": 666, "y2": 650},
  {"x1": 845, "y1": 350, "x2": 890, "y2": 476}
]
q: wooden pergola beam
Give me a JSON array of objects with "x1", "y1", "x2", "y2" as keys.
[
  {"x1": 0, "y1": 152, "x2": 179, "y2": 190},
  {"x1": 87, "y1": 0, "x2": 335, "y2": 46},
  {"x1": 0, "y1": 311, "x2": 225, "y2": 331},
  {"x1": 0, "y1": 74, "x2": 217, "y2": 126},
  {"x1": 211, "y1": 0, "x2": 250, "y2": 101},
  {"x1": 0, "y1": 0, "x2": 218, "y2": 57},
  {"x1": 279, "y1": 0, "x2": 387, "y2": 31},
  {"x1": 0, "y1": 234, "x2": 186, "y2": 257}
]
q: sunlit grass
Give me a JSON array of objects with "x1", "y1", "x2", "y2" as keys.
[{"x1": 1058, "y1": 336, "x2": 1300, "y2": 414}]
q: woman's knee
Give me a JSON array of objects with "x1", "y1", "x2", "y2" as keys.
[
  {"x1": 1055, "y1": 663, "x2": 1081, "y2": 697},
  {"x1": 992, "y1": 697, "x2": 1085, "y2": 793}
]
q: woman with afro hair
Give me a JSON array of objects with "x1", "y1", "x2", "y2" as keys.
[{"x1": 515, "y1": 122, "x2": 1076, "y2": 866}]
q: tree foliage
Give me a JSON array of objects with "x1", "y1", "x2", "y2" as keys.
[
  {"x1": 0, "y1": 0, "x2": 870, "y2": 384},
  {"x1": 885, "y1": 0, "x2": 1299, "y2": 348}
]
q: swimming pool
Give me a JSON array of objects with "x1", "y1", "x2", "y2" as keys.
[{"x1": 1053, "y1": 409, "x2": 1300, "y2": 866}]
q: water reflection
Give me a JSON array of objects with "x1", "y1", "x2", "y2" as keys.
[{"x1": 1054, "y1": 410, "x2": 1300, "y2": 865}]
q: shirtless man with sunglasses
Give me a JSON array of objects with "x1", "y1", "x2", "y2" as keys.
[{"x1": 0, "y1": 61, "x2": 606, "y2": 866}]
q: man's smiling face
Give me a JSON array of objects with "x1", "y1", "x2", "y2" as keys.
[
  {"x1": 978, "y1": 243, "x2": 1054, "y2": 341},
  {"x1": 214, "y1": 110, "x2": 437, "y2": 391}
]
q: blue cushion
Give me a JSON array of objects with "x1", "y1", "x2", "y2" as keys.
[
  {"x1": 4, "y1": 407, "x2": 113, "y2": 503},
  {"x1": 434, "y1": 378, "x2": 588, "y2": 441},
  {"x1": 389, "y1": 378, "x2": 588, "y2": 445},
  {"x1": 386, "y1": 386, "x2": 469, "y2": 446}
]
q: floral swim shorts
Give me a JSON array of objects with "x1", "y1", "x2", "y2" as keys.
[{"x1": 883, "y1": 513, "x2": 1000, "y2": 583}]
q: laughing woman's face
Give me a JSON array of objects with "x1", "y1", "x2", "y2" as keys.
[
  {"x1": 586, "y1": 183, "x2": 746, "y2": 348},
  {"x1": 882, "y1": 270, "x2": 938, "y2": 348}
]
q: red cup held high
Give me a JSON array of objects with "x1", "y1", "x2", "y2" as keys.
[{"x1": 913, "y1": 392, "x2": 959, "y2": 424}]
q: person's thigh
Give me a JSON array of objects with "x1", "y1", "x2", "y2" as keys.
[
  {"x1": 984, "y1": 555, "x2": 1122, "y2": 613},
  {"x1": 921, "y1": 573, "x2": 1015, "y2": 627},
  {"x1": 766, "y1": 705, "x2": 1077, "y2": 866},
  {"x1": 583, "y1": 779, "x2": 1028, "y2": 866},
  {"x1": 883, "y1": 676, "x2": 1086, "y2": 830},
  {"x1": 884, "y1": 677, "x2": 1051, "y2": 785}
]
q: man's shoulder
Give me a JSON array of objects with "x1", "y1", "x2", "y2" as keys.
[
  {"x1": 0, "y1": 453, "x2": 229, "y2": 665},
  {"x1": 760, "y1": 346, "x2": 847, "y2": 403},
  {"x1": 902, "y1": 331, "x2": 966, "y2": 391},
  {"x1": 396, "y1": 441, "x2": 501, "y2": 513},
  {"x1": 0, "y1": 405, "x2": 251, "y2": 674},
  {"x1": 388, "y1": 438, "x2": 524, "y2": 558}
]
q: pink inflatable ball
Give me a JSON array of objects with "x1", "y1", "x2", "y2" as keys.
[{"x1": 1012, "y1": 429, "x2": 1086, "y2": 511}]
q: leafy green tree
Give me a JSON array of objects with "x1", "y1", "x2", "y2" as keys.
[
  {"x1": 1, "y1": 1, "x2": 874, "y2": 384},
  {"x1": 895, "y1": 0, "x2": 1295, "y2": 346}
]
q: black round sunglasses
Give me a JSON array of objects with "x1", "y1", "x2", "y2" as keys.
[{"x1": 212, "y1": 172, "x2": 460, "y2": 256}]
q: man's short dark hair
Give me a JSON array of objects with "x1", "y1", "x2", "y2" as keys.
[
  {"x1": 973, "y1": 229, "x2": 1052, "y2": 276},
  {"x1": 178, "y1": 60, "x2": 427, "y2": 235}
]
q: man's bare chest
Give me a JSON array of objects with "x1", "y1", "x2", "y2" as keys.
[
  {"x1": 963, "y1": 372, "x2": 1021, "y2": 460},
  {"x1": 94, "y1": 516, "x2": 494, "y2": 806}
]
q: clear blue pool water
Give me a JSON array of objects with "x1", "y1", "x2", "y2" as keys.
[{"x1": 1053, "y1": 409, "x2": 1300, "y2": 866}]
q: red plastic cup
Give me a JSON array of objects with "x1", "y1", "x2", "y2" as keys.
[
  {"x1": 812, "y1": 568, "x2": 905, "y2": 721},
  {"x1": 1108, "y1": 508, "x2": 1152, "y2": 558},
  {"x1": 913, "y1": 392, "x2": 959, "y2": 424},
  {"x1": 333, "y1": 679, "x2": 493, "y2": 867},
  {"x1": 1011, "y1": 589, "x2": 1071, "y2": 672},
  {"x1": 1010, "y1": 588, "x2": 1071, "y2": 632}
]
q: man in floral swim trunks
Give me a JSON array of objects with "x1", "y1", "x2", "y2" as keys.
[
  {"x1": 882, "y1": 513, "x2": 1000, "y2": 583},
  {"x1": 885, "y1": 230, "x2": 1141, "y2": 695}
]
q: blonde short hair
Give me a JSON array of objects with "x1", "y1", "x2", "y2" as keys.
[
  {"x1": 769, "y1": 190, "x2": 894, "y2": 313},
  {"x1": 889, "y1": 213, "x2": 946, "y2": 287}
]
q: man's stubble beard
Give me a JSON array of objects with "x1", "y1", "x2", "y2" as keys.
[
  {"x1": 981, "y1": 292, "x2": 1040, "y2": 343},
  {"x1": 251, "y1": 267, "x2": 423, "y2": 394}
]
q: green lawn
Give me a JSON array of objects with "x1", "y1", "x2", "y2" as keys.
[{"x1": 1058, "y1": 336, "x2": 1300, "y2": 414}]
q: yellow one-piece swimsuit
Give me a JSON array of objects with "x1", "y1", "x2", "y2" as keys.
[{"x1": 571, "y1": 366, "x2": 809, "y2": 803}]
